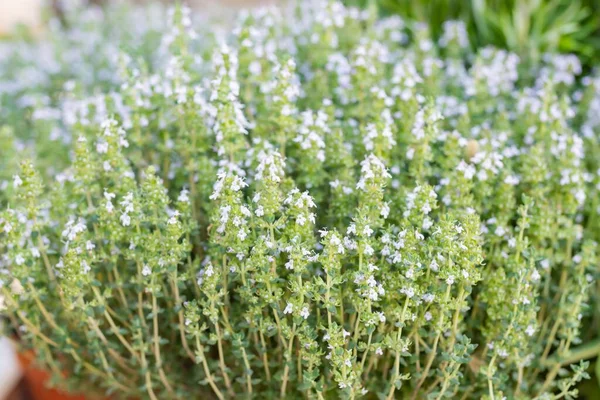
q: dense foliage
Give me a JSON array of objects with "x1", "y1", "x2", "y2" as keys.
[
  {"x1": 1, "y1": 1, "x2": 600, "y2": 399},
  {"x1": 348, "y1": 0, "x2": 600, "y2": 68}
]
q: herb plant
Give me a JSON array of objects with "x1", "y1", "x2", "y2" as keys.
[{"x1": 1, "y1": 1, "x2": 600, "y2": 399}]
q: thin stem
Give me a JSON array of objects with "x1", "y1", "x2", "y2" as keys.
[
  {"x1": 544, "y1": 337, "x2": 600, "y2": 367},
  {"x1": 17, "y1": 311, "x2": 58, "y2": 347},
  {"x1": 170, "y1": 272, "x2": 196, "y2": 362},
  {"x1": 280, "y1": 323, "x2": 297, "y2": 397},
  {"x1": 386, "y1": 299, "x2": 409, "y2": 400},
  {"x1": 325, "y1": 265, "x2": 333, "y2": 328},
  {"x1": 150, "y1": 288, "x2": 175, "y2": 394},
  {"x1": 139, "y1": 333, "x2": 159, "y2": 400},
  {"x1": 92, "y1": 287, "x2": 140, "y2": 362},
  {"x1": 27, "y1": 284, "x2": 60, "y2": 331},
  {"x1": 195, "y1": 335, "x2": 225, "y2": 400},
  {"x1": 214, "y1": 318, "x2": 234, "y2": 395},
  {"x1": 241, "y1": 346, "x2": 253, "y2": 395},
  {"x1": 359, "y1": 331, "x2": 373, "y2": 371},
  {"x1": 487, "y1": 355, "x2": 497, "y2": 400},
  {"x1": 87, "y1": 316, "x2": 136, "y2": 375},
  {"x1": 259, "y1": 327, "x2": 272, "y2": 382},
  {"x1": 112, "y1": 267, "x2": 130, "y2": 310},
  {"x1": 69, "y1": 348, "x2": 135, "y2": 395},
  {"x1": 37, "y1": 236, "x2": 56, "y2": 282},
  {"x1": 222, "y1": 255, "x2": 229, "y2": 308},
  {"x1": 412, "y1": 286, "x2": 451, "y2": 399}
]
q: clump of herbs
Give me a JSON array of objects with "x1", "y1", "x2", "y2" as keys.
[{"x1": 1, "y1": 1, "x2": 600, "y2": 399}]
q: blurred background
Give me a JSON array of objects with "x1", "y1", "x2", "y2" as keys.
[
  {"x1": 2, "y1": 0, "x2": 600, "y2": 67},
  {"x1": 347, "y1": 0, "x2": 600, "y2": 69},
  {"x1": 1, "y1": 0, "x2": 600, "y2": 398}
]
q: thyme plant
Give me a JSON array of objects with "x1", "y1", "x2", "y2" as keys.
[{"x1": 1, "y1": 1, "x2": 600, "y2": 399}]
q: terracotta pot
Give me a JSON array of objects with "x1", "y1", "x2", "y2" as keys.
[{"x1": 17, "y1": 350, "x2": 89, "y2": 400}]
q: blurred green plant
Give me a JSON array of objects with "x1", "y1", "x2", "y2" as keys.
[
  {"x1": 347, "y1": 0, "x2": 600, "y2": 67},
  {"x1": 469, "y1": 0, "x2": 600, "y2": 67}
]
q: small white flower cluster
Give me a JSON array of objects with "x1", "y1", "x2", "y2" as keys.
[
  {"x1": 119, "y1": 192, "x2": 135, "y2": 227},
  {"x1": 439, "y1": 20, "x2": 469, "y2": 49},
  {"x1": 356, "y1": 154, "x2": 391, "y2": 191},
  {"x1": 467, "y1": 47, "x2": 520, "y2": 97},
  {"x1": 294, "y1": 110, "x2": 328, "y2": 162}
]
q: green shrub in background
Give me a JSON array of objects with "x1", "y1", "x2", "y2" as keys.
[
  {"x1": 1, "y1": 1, "x2": 600, "y2": 399},
  {"x1": 349, "y1": 0, "x2": 600, "y2": 68}
]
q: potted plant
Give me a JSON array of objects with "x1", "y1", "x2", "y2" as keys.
[{"x1": 1, "y1": 1, "x2": 600, "y2": 399}]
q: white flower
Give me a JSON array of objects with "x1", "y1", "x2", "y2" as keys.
[
  {"x1": 422, "y1": 293, "x2": 435, "y2": 303},
  {"x1": 296, "y1": 214, "x2": 306, "y2": 226},
  {"x1": 300, "y1": 307, "x2": 310, "y2": 319},
  {"x1": 81, "y1": 261, "x2": 91, "y2": 274},
  {"x1": 446, "y1": 275, "x2": 455, "y2": 285},
  {"x1": 178, "y1": 189, "x2": 190, "y2": 203},
  {"x1": 120, "y1": 213, "x2": 131, "y2": 227},
  {"x1": 525, "y1": 325, "x2": 536, "y2": 337},
  {"x1": 375, "y1": 347, "x2": 383, "y2": 355},
  {"x1": 105, "y1": 199, "x2": 115, "y2": 213},
  {"x1": 142, "y1": 265, "x2": 151, "y2": 276},
  {"x1": 231, "y1": 176, "x2": 247, "y2": 191},
  {"x1": 422, "y1": 217, "x2": 433, "y2": 230},
  {"x1": 15, "y1": 254, "x2": 25, "y2": 265},
  {"x1": 13, "y1": 175, "x2": 23, "y2": 188},
  {"x1": 504, "y1": 175, "x2": 520, "y2": 185},
  {"x1": 96, "y1": 141, "x2": 109, "y2": 153},
  {"x1": 205, "y1": 265, "x2": 215, "y2": 277},
  {"x1": 284, "y1": 303, "x2": 293, "y2": 314},
  {"x1": 240, "y1": 206, "x2": 251, "y2": 217},
  {"x1": 381, "y1": 203, "x2": 390, "y2": 219},
  {"x1": 62, "y1": 219, "x2": 87, "y2": 241},
  {"x1": 285, "y1": 259, "x2": 294, "y2": 270},
  {"x1": 430, "y1": 260, "x2": 439, "y2": 272}
]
